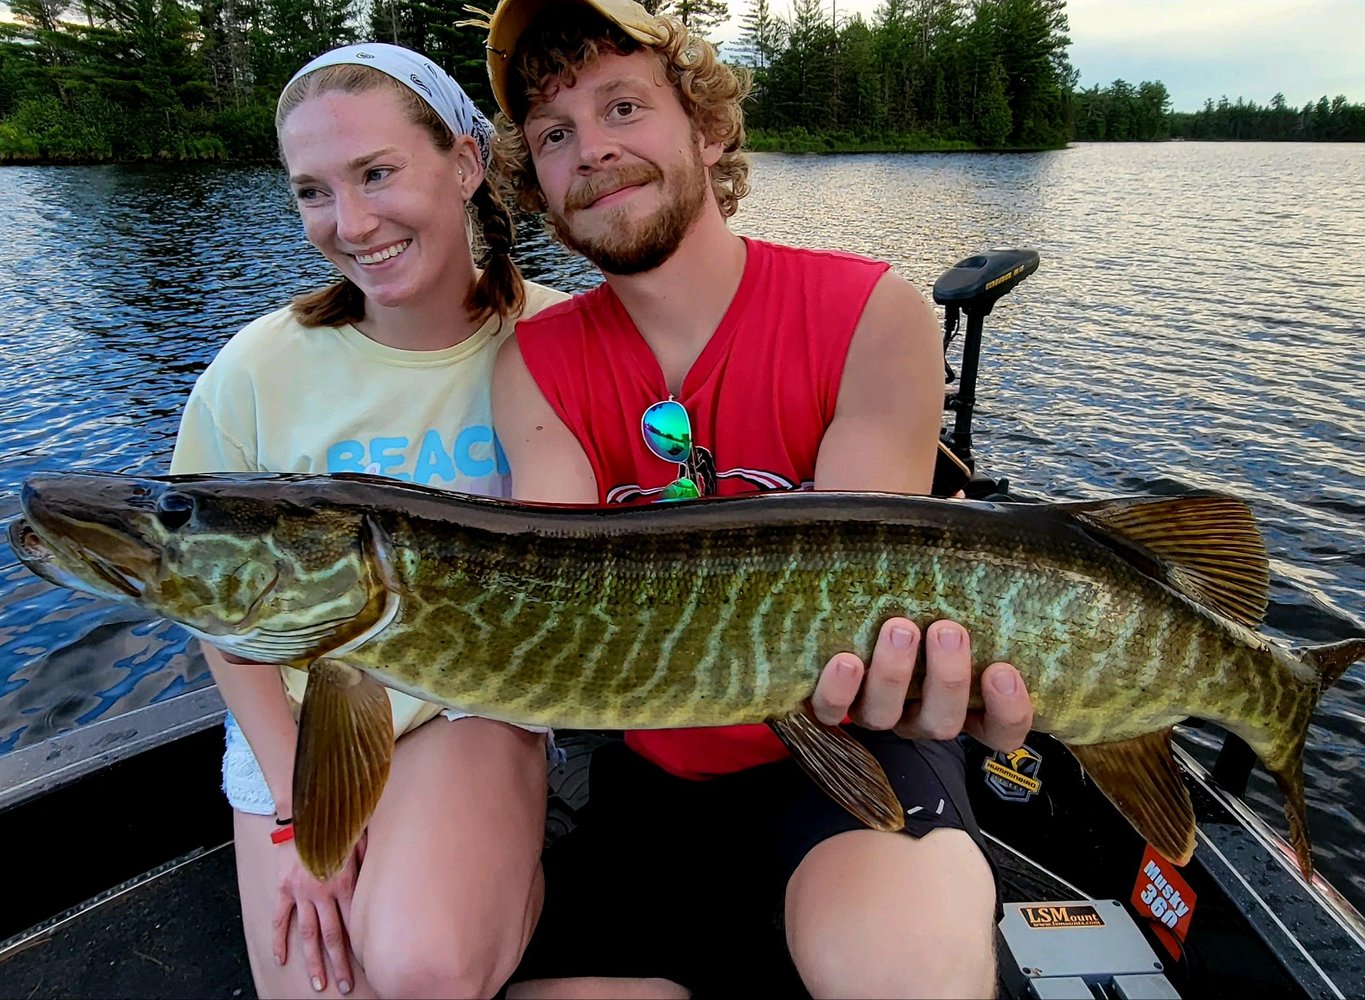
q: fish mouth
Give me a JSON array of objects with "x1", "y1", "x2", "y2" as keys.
[
  {"x1": 9, "y1": 516, "x2": 54, "y2": 569},
  {"x1": 16, "y1": 475, "x2": 166, "y2": 600},
  {"x1": 10, "y1": 515, "x2": 142, "y2": 598}
]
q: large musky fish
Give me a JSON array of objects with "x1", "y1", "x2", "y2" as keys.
[{"x1": 10, "y1": 471, "x2": 1363, "y2": 881}]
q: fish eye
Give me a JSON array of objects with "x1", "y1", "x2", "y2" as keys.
[{"x1": 156, "y1": 492, "x2": 195, "y2": 531}]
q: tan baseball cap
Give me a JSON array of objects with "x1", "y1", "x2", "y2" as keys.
[{"x1": 482, "y1": 0, "x2": 668, "y2": 120}]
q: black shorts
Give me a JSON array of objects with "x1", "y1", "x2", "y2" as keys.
[{"x1": 514, "y1": 728, "x2": 995, "y2": 996}]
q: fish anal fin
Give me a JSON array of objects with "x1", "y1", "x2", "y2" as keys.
[
  {"x1": 1263, "y1": 741, "x2": 1315, "y2": 879},
  {"x1": 294, "y1": 659, "x2": 394, "y2": 880},
  {"x1": 767, "y1": 712, "x2": 904, "y2": 833},
  {"x1": 1068, "y1": 729, "x2": 1196, "y2": 868},
  {"x1": 1074, "y1": 495, "x2": 1269, "y2": 628}
]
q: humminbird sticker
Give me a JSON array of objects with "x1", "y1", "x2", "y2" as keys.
[
  {"x1": 984, "y1": 745, "x2": 1042, "y2": 801},
  {"x1": 1020, "y1": 904, "x2": 1106, "y2": 929}
]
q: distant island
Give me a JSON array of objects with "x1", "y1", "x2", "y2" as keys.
[{"x1": 1, "y1": 0, "x2": 1360, "y2": 163}]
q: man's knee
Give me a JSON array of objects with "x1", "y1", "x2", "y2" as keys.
[
  {"x1": 793, "y1": 915, "x2": 996, "y2": 999},
  {"x1": 786, "y1": 828, "x2": 999, "y2": 998}
]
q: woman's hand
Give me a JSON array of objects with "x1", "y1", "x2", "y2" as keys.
[
  {"x1": 272, "y1": 831, "x2": 366, "y2": 994},
  {"x1": 812, "y1": 618, "x2": 1034, "y2": 751}
]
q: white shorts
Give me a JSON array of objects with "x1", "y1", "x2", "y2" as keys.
[{"x1": 221, "y1": 710, "x2": 558, "y2": 815}]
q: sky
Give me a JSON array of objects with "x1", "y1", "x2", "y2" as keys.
[{"x1": 713, "y1": 0, "x2": 1365, "y2": 112}]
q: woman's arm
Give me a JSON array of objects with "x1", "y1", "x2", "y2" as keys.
[{"x1": 204, "y1": 645, "x2": 298, "y2": 815}]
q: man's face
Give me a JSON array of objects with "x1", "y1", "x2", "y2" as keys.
[{"x1": 521, "y1": 48, "x2": 723, "y2": 274}]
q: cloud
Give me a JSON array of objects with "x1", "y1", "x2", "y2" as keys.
[
  {"x1": 718, "y1": 0, "x2": 1364, "y2": 112},
  {"x1": 1066, "y1": 0, "x2": 1365, "y2": 109}
]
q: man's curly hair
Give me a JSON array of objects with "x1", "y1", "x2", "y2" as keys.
[{"x1": 493, "y1": 8, "x2": 751, "y2": 221}]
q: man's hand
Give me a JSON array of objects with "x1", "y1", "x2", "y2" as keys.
[{"x1": 810, "y1": 618, "x2": 1033, "y2": 752}]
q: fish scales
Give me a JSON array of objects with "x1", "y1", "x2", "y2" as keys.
[
  {"x1": 15, "y1": 471, "x2": 1363, "y2": 881},
  {"x1": 335, "y1": 505, "x2": 1301, "y2": 752}
]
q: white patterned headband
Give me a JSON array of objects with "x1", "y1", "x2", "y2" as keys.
[{"x1": 281, "y1": 42, "x2": 493, "y2": 167}]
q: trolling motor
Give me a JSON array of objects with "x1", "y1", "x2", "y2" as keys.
[{"x1": 930, "y1": 249, "x2": 1040, "y2": 499}]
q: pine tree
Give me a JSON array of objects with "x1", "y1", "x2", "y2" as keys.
[
  {"x1": 648, "y1": 0, "x2": 729, "y2": 39},
  {"x1": 736, "y1": 0, "x2": 782, "y2": 69}
]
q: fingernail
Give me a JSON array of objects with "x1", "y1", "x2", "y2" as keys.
[
  {"x1": 890, "y1": 625, "x2": 913, "y2": 650},
  {"x1": 274, "y1": 954, "x2": 284, "y2": 967},
  {"x1": 992, "y1": 669, "x2": 1019, "y2": 694},
  {"x1": 339, "y1": 980, "x2": 352, "y2": 995},
  {"x1": 312, "y1": 977, "x2": 323, "y2": 992},
  {"x1": 934, "y1": 623, "x2": 963, "y2": 650}
]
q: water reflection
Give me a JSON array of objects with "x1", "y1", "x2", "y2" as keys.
[{"x1": 1, "y1": 143, "x2": 1363, "y2": 906}]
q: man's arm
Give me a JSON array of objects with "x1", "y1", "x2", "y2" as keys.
[
  {"x1": 811, "y1": 272, "x2": 1033, "y2": 751},
  {"x1": 493, "y1": 336, "x2": 599, "y2": 503},
  {"x1": 813, "y1": 272, "x2": 942, "y2": 494}
]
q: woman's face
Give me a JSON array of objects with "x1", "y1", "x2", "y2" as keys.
[{"x1": 280, "y1": 86, "x2": 477, "y2": 311}]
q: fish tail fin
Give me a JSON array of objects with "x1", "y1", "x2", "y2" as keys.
[
  {"x1": 1298, "y1": 637, "x2": 1365, "y2": 691},
  {"x1": 1261, "y1": 638, "x2": 1363, "y2": 881}
]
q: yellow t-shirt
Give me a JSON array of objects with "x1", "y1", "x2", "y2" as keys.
[{"x1": 170, "y1": 280, "x2": 569, "y2": 735}]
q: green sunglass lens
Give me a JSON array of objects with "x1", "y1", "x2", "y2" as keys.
[
  {"x1": 641, "y1": 400, "x2": 692, "y2": 463},
  {"x1": 658, "y1": 478, "x2": 700, "y2": 502}
]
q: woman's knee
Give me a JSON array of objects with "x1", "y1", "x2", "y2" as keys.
[
  {"x1": 361, "y1": 935, "x2": 524, "y2": 1000},
  {"x1": 355, "y1": 891, "x2": 537, "y2": 1000}
]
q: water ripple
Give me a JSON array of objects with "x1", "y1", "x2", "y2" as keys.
[{"x1": 1, "y1": 144, "x2": 1363, "y2": 907}]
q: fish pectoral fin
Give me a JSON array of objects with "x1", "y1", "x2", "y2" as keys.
[
  {"x1": 767, "y1": 712, "x2": 904, "y2": 833},
  {"x1": 293, "y1": 659, "x2": 394, "y2": 880},
  {"x1": 1073, "y1": 495, "x2": 1269, "y2": 628},
  {"x1": 1067, "y1": 729, "x2": 1196, "y2": 867}
]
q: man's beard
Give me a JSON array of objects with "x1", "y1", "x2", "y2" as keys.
[{"x1": 547, "y1": 146, "x2": 709, "y2": 276}]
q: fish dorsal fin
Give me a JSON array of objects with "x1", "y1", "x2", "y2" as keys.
[
  {"x1": 293, "y1": 659, "x2": 394, "y2": 880},
  {"x1": 767, "y1": 712, "x2": 904, "y2": 832},
  {"x1": 1068, "y1": 730, "x2": 1195, "y2": 867},
  {"x1": 1074, "y1": 495, "x2": 1269, "y2": 628}
]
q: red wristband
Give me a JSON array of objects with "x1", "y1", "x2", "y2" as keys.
[{"x1": 270, "y1": 823, "x2": 295, "y2": 845}]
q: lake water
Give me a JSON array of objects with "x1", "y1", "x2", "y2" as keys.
[{"x1": 1, "y1": 142, "x2": 1362, "y2": 907}]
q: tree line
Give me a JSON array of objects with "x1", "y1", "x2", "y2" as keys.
[
  {"x1": 0, "y1": 0, "x2": 1360, "y2": 162},
  {"x1": 1074, "y1": 82, "x2": 1365, "y2": 142}
]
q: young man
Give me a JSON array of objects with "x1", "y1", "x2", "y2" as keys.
[{"x1": 485, "y1": 2, "x2": 1034, "y2": 995}]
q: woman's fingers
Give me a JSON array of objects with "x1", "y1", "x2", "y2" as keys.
[
  {"x1": 271, "y1": 889, "x2": 294, "y2": 968},
  {"x1": 316, "y1": 898, "x2": 353, "y2": 995},
  {"x1": 296, "y1": 899, "x2": 327, "y2": 992}
]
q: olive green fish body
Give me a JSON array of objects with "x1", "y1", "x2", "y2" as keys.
[
  {"x1": 297, "y1": 495, "x2": 1304, "y2": 767},
  {"x1": 12, "y1": 471, "x2": 1361, "y2": 880}
]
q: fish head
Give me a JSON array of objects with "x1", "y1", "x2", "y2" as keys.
[{"x1": 12, "y1": 472, "x2": 397, "y2": 665}]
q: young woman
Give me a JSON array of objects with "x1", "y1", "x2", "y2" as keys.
[{"x1": 170, "y1": 43, "x2": 567, "y2": 998}]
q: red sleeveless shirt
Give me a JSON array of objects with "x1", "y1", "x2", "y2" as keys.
[{"x1": 516, "y1": 238, "x2": 890, "y2": 778}]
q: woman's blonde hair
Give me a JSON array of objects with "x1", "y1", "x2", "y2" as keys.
[
  {"x1": 493, "y1": 10, "x2": 751, "y2": 223},
  {"x1": 276, "y1": 64, "x2": 524, "y2": 327}
]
